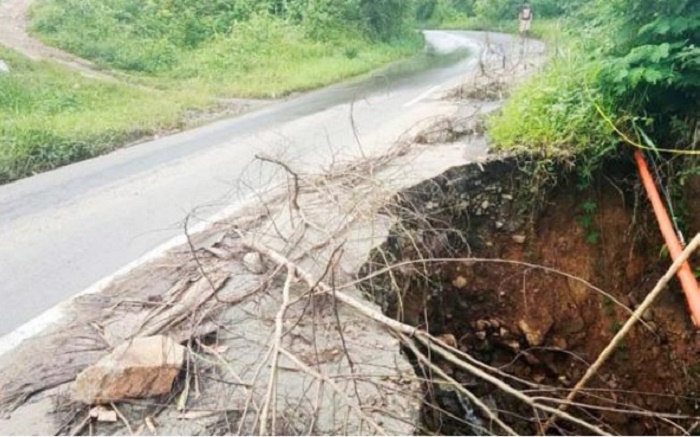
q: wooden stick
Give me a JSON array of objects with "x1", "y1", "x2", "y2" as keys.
[
  {"x1": 279, "y1": 348, "x2": 387, "y2": 435},
  {"x1": 399, "y1": 332, "x2": 518, "y2": 436},
  {"x1": 111, "y1": 403, "x2": 134, "y2": 436},
  {"x1": 543, "y1": 233, "x2": 700, "y2": 432},
  {"x1": 240, "y1": 235, "x2": 609, "y2": 435},
  {"x1": 259, "y1": 269, "x2": 294, "y2": 436}
]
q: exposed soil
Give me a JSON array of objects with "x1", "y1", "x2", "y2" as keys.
[
  {"x1": 360, "y1": 157, "x2": 700, "y2": 435},
  {"x1": 0, "y1": 0, "x2": 121, "y2": 81}
]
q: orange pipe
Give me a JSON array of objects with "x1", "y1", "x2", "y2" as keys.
[{"x1": 635, "y1": 150, "x2": 700, "y2": 326}]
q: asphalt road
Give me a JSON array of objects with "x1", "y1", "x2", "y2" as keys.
[{"x1": 0, "y1": 31, "x2": 523, "y2": 335}]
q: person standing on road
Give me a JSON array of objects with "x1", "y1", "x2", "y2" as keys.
[{"x1": 519, "y1": 3, "x2": 533, "y2": 38}]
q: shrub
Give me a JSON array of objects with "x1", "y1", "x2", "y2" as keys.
[{"x1": 595, "y1": 0, "x2": 700, "y2": 144}]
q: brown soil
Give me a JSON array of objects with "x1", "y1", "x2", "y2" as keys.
[{"x1": 362, "y1": 158, "x2": 700, "y2": 435}]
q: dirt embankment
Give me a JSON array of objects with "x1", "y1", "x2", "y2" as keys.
[{"x1": 360, "y1": 156, "x2": 700, "y2": 435}]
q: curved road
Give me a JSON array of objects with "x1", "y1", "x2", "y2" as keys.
[{"x1": 0, "y1": 31, "x2": 528, "y2": 336}]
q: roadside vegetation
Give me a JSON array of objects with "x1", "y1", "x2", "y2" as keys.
[
  {"x1": 30, "y1": 0, "x2": 422, "y2": 97},
  {"x1": 1, "y1": 0, "x2": 421, "y2": 183},
  {"x1": 0, "y1": 45, "x2": 213, "y2": 183},
  {"x1": 4, "y1": 0, "x2": 697, "y2": 186},
  {"x1": 418, "y1": 0, "x2": 699, "y2": 158},
  {"x1": 489, "y1": 0, "x2": 700, "y2": 209},
  {"x1": 424, "y1": 1, "x2": 698, "y2": 184}
]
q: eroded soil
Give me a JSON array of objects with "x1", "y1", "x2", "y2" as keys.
[{"x1": 362, "y1": 158, "x2": 700, "y2": 435}]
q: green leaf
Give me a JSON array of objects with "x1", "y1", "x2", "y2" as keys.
[{"x1": 582, "y1": 200, "x2": 598, "y2": 214}]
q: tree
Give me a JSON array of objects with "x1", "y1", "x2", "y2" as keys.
[{"x1": 360, "y1": 0, "x2": 415, "y2": 41}]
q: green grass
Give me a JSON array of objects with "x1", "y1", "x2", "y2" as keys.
[
  {"x1": 432, "y1": 15, "x2": 618, "y2": 165},
  {"x1": 0, "y1": 7, "x2": 422, "y2": 183},
  {"x1": 487, "y1": 48, "x2": 615, "y2": 157},
  {"x1": 425, "y1": 14, "x2": 622, "y2": 184},
  {"x1": 30, "y1": 8, "x2": 423, "y2": 98},
  {"x1": 0, "y1": 46, "x2": 212, "y2": 183}
]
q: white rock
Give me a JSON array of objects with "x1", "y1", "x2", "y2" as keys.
[{"x1": 243, "y1": 251, "x2": 266, "y2": 274}]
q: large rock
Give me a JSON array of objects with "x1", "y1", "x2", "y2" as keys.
[{"x1": 74, "y1": 336, "x2": 185, "y2": 404}]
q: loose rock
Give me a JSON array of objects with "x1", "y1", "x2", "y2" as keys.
[
  {"x1": 452, "y1": 276, "x2": 468, "y2": 289},
  {"x1": 89, "y1": 406, "x2": 117, "y2": 423},
  {"x1": 512, "y1": 235, "x2": 527, "y2": 244},
  {"x1": 75, "y1": 336, "x2": 185, "y2": 404},
  {"x1": 437, "y1": 333, "x2": 458, "y2": 348},
  {"x1": 518, "y1": 319, "x2": 548, "y2": 347},
  {"x1": 243, "y1": 251, "x2": 266, "y2": 274}
]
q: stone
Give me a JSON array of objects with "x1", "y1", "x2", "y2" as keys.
[
  {"x1": 0, "y1": 60, "x2": 9, "y2": 74},
  {"x1": 518, "y1": 319, "x2": 549, "y2": 347},
  {"x1": 504, "y1": 340, "x2": 520, "y2": 353},
  {"x1": 452, "y1": 276, "x2": 468, "y2": 289},
  {"x1": 512, "y1": 235, "x2": 527, "y2": 244},
  {"x1": 474, "y1": 320, "x2": 490, "y2": 331},
  {"x1": 75, "y1": 336, "x2": 185, "y2": 404},
  {"x1": 89, "y1": 406, "x2": 117, "y2": 422},
  {"x1": 437, "y1": 333, "x2": 458, "y2": 349},
  {"x1": 242, "y1": 251, "x2": 266, "y2": 274},
  {"x1": 551, "y1": 336, "x2": 568, "y2": 349}
]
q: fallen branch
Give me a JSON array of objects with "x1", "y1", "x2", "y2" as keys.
[
  {"x1": 279, "y1": 348, "x2": 387, "y2": 435},
  {"x1": 110, "y1": 403, "x2": 134, "y2": 436},
  {"x1": 255, "y1": 154, "x2": 301, "y2": 211},
  {"x1": 399, "y1": 332, "x2": 518, "y2": 436},
  {"x1": 259, "y1": 269, "x2": 295, "y2": 436},
  {"x1": 239, "y1": 233, "x2": 610, "y2": 435},
  {"x1": 543, "y1": 233, "x2": 700, "y2": 432}
]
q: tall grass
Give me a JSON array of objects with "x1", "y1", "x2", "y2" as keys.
[
  {"x1": 488, "y1": 49, "x2": 616, "y2": 158},
  {"x1": 0, "y1": 3, "x2": 423, "y2": 183},
  {"x1": 0, "y1": 47, "x2": 209, "y2": 183}
]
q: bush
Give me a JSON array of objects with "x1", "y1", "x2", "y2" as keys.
[
  {"x1": 473, "y1": 0, "x2": 520, "y2": 22},
  {"x1": 489, "y1": 47, "x2": 616, "y2": 160},
  {"x1": 595, "y1": 0, "x2": 700, "y2": 143},
  {"x1": 490, "y1": 0, "x2": 699, "y2": 179},
  {"x1": 360, "y1": 0, "x2": 415, "y2": 41}
]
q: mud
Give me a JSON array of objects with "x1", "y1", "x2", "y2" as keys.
[{"x1": 360, "y1": 156, "x2": 700, "y2": 435}]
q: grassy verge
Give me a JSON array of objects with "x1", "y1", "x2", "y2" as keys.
[
  {"x1": 429, "y1": 15, "x2": 616, "y2": 173},
  {"x1": 483, "y1": 23, "x2": 620, "y2": 181},
  {"x1": 0, "y1": 46, "x2": 213, "y2": 183},
  {"x1": 31, "y1": 10, "x2": 423, "y2": 99},
  {"x1": 0, "y1": 7, "x2": 422, "y2": 184}
]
